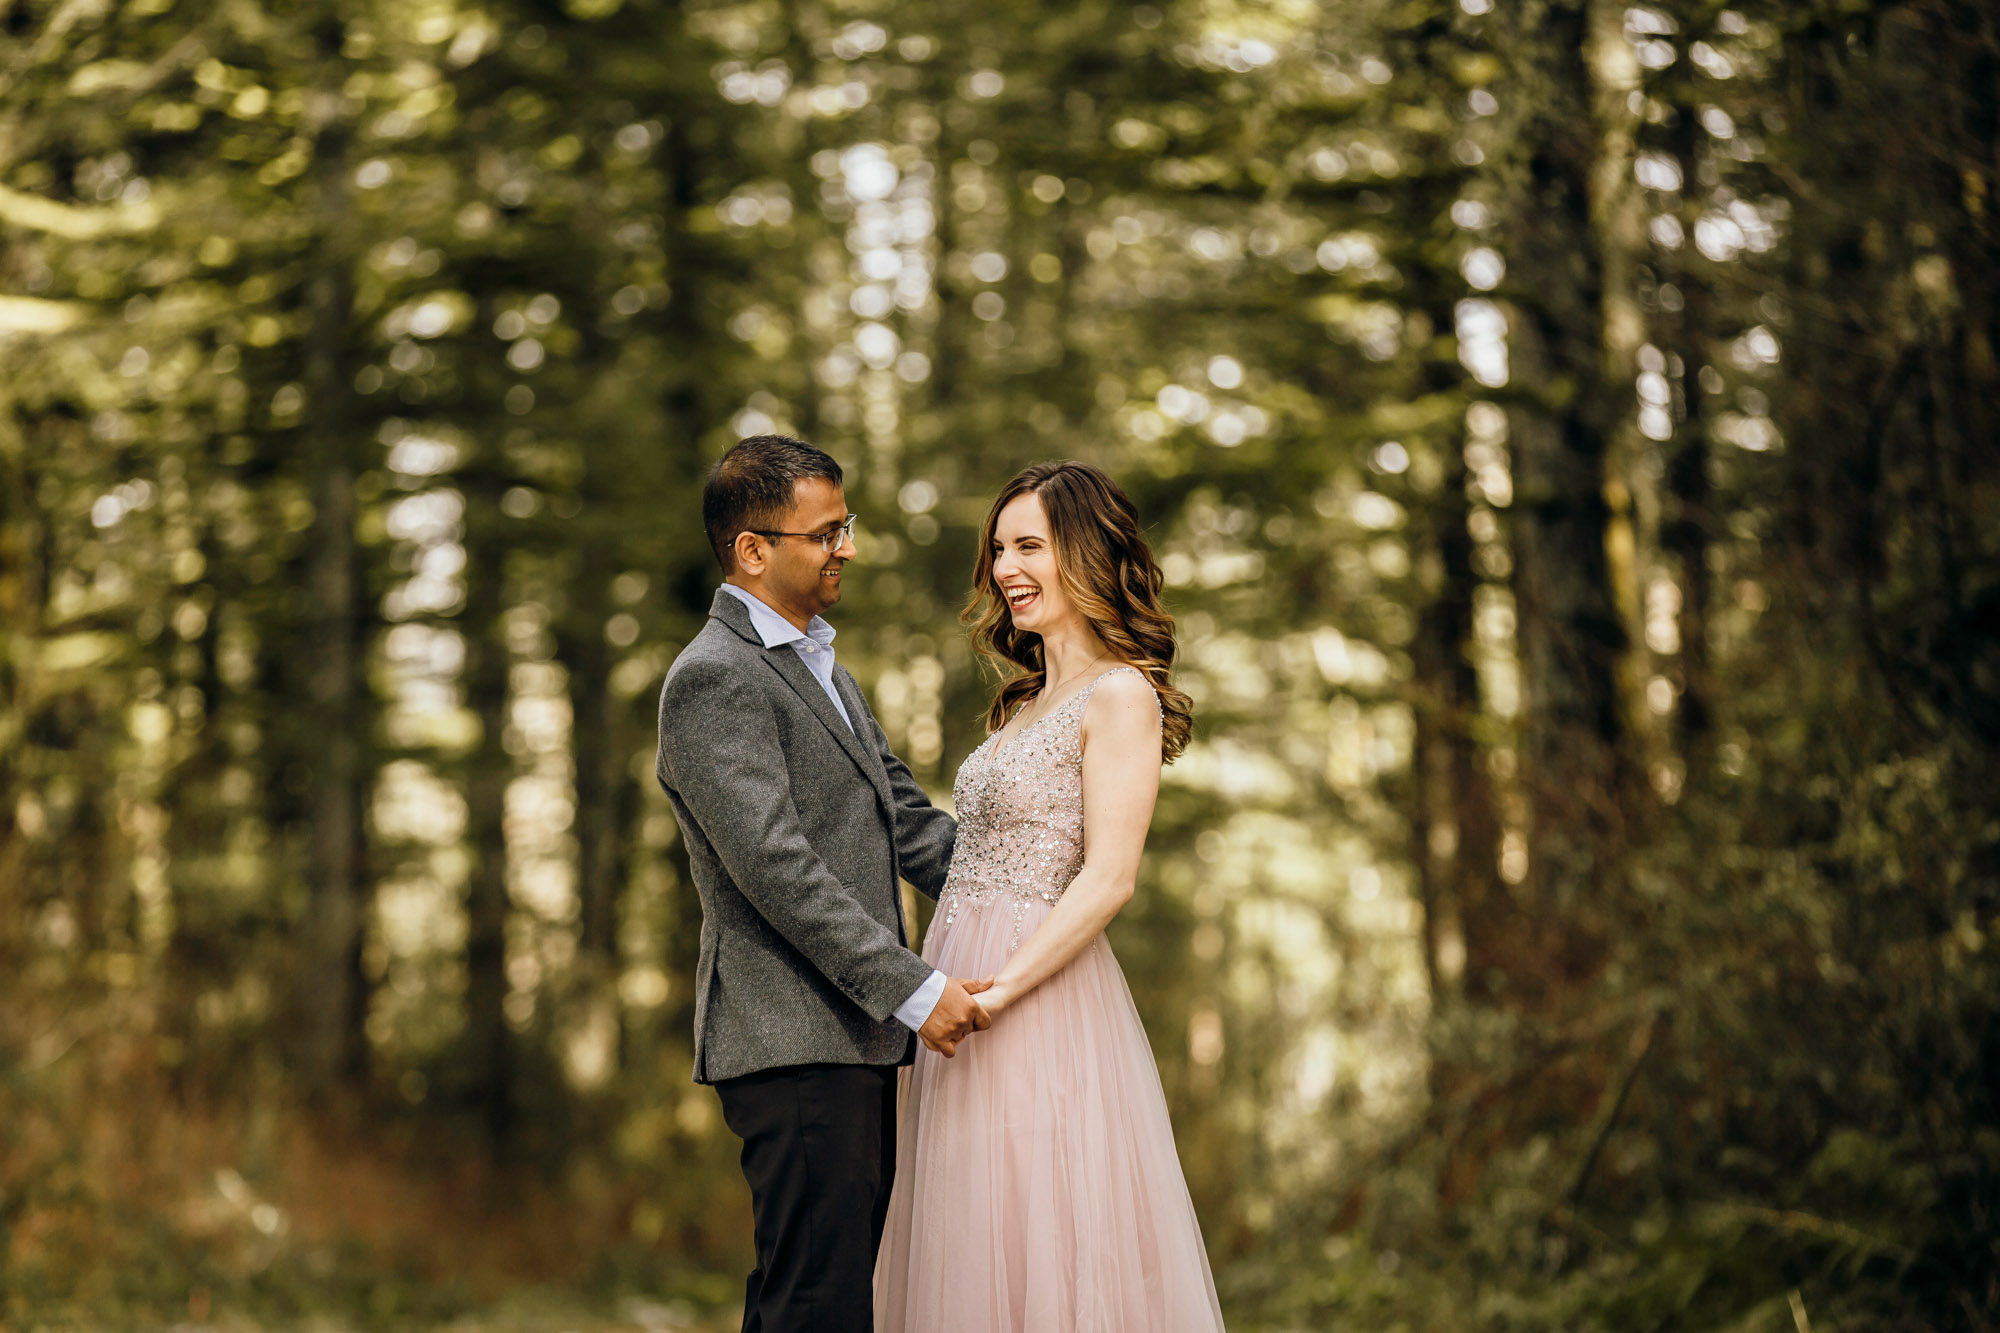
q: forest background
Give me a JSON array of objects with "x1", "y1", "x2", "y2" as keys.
[{"x1": 2, "y1": 0, "x2": 1996, "y2": 1329}]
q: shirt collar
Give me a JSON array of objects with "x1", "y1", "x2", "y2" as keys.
[{"x1": 718, "y1": 582, "x2": 837, "y2": 653}]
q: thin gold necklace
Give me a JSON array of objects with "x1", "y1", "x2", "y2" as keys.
[
  {"x1": 994, "y1": 650, "x2": 1106, "y2": 758},
  {"x1": 1026, "y1": 649, "x2": 1106, "y2": 723}
]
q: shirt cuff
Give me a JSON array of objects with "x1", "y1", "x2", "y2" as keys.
[{"x1": 892, "y1": 969, "x2": 948, "y2": 1032}]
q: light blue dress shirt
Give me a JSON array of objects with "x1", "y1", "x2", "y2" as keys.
[
  {"x1": 718, "y1": 581, "x2": 852, "y2": 729},
  {"x1": 717, "y1": 582, "x2": 947, "y2": 1032}
]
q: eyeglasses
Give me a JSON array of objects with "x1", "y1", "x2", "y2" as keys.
[{"x1": 750, "y1": 513, "x2": 858, "y2": 556}]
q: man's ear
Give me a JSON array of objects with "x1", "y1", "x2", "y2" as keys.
[{"x1": 732, "y1": 530, "x2": 766, "y2": 575}]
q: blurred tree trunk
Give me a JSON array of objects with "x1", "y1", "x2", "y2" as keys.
[
  {"x1": 1438, "y1": 4, "x2": 1640, "y2": 1208},
  {"x1": 461, "y1": 466, "x2": 515, "y2": 1146},
  {"x1": 926, "y1": 58, "x2": 967, "y2": 420},
  {"x1": 1661, "y1": 68, "x2": 1713, "y2": 754},
  {"x1": 1395, "y1": 2, "x2": 1505, "y2": 1015},
  {"x1": 0, "y1": 427, "x2": 64, "y2": 991},
  {"x1": 1589, "y1": 0, "x2": 1652, "y2": 763},
  {"x1": 1494, "y1": 0, "x2": 1632, "y2": 995},
  {"x1": 164, "y1": 528, "x2": 234, "y2": 1087},
  {"x1": 561, "y1": 181, "x2": 625, "y2": 1018},
  {"x1": 660, "y1": 109, "x2": 712, "y2": 468},
  {"x1": 563, "y1": 532, "x2": 626, "y2": 1097},
  {"x1": 568, "y1": 564, "x2": 619, "y2": 961},
  {"x1": 0, "y1": 435, "x2": 41, "y2": 937},
  {"x1": 298, "y1": 61, "x2": 369, "y2": 1090},
  {"x1": 1411, "y1": 441, "x2": 1504, "y2": 1011},
  {"x1": 1777, "y1": 2, "x2": 2000, "y2": 743}
]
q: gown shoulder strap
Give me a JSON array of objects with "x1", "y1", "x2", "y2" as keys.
[{"x1": 1072, "y1": 664, "x2": 1158, "y2": 723}]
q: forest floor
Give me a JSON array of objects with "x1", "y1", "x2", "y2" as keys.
[{"x1": 23, "y1": 1290, "x2": 742, "y2": 1333}]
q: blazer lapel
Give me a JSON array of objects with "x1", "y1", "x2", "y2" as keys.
[
  {"x1": 707, "y1": 588, "x2": 893, "y2": 809},
  {"x1": 833, "y1": 669, "x2": 892, "y2": 790},
  {"x1": 759, "y1": 644, "x2": 894, "y2": 809}
]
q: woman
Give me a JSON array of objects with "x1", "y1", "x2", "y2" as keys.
[{"x1": 875, "y1": 461, "x2": 1226, "y2": 1332}]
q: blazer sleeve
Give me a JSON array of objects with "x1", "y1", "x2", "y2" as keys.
[
  {"x1": 657, "y1": 658, "x2": 934, "y2": 1022},
  {"x1": 856, "y1": 694, "x2": 957, "y2": 901}
]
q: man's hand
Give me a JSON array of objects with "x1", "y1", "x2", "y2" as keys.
[{"x1": 919, "y1": 976, "x2": 994, "y2": 1058}]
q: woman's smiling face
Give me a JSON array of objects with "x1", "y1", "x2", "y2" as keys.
[{"x1": 990, "y1": 491, "x2": 1072, "y2": 634}]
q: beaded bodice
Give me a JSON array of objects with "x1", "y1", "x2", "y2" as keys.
[{"x1": 938, "y1": 667, "x2": 1149, "y2": 935}]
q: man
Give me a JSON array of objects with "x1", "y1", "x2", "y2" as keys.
[{"x1": 653, "y1": 434, "x2": 991, "y2": 1333}]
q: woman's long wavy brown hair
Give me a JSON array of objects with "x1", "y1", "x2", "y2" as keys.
[{"x1": 964, "y1": 461, "x2": 1192, "y2": 762}]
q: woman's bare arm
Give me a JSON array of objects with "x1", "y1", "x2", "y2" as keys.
[{"x1": 976, "y1": 670, "x2": 1162, "y2": 1014}]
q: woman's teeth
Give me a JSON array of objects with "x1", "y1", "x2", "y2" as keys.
[{"x1": 1006, "y1": 586, "x2": 1038, "y2": 608}]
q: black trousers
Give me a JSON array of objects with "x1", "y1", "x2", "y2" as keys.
[{"x1": 714, "y1": 1062, "x2": 899, "y2": 1333}]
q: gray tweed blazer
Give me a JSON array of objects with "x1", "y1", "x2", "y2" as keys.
[{"x1": 654, "y1": 588, "x2": 956, "y2": 1084}]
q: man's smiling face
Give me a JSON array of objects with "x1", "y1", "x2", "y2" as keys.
[{"x1": 753, "y1": 476, "x2": 854, "y2": 626}]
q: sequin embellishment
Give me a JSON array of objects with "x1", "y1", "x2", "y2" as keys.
[{"x1": 937, "y1": 667, "x2": 1159, "y2": 948}]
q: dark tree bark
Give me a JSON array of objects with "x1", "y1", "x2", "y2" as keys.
[
  {"x1": 163, "y1": 529, "x2": 233, "y2": 1090},
  {"x1": 1412, "y1": 441, "x2": 1509, "y2": 1010},
  {"x1": 460, "y1": 464, "x2": 515, "y2": 1146},
  {"x1": 1494, "y1": 0, "x2": 1632, "y2": 991},
  {"x1": 1660, "y1": 63, "x2": 1713, "y2": 754},
  {"x1": 297, "y1": 55, "x2": 369, "y2": 1091},
  {"x1": 0, "y1": 433, "x2": 46, "y2": 948},
  {"x1": 1391, "y1": 3, "x2": 1510, "y2": 1016},
  {"x1": 567, "y1": 576, "x2": 621, "y2": 970},
  {"x1": 659, "y1": 108, "x2": 716, "y2": 466}
]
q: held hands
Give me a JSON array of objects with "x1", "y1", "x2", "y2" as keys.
[
  {"x1": 971, "y1": 981, "x2": 1015, "y2": 1018},
  {"x1": 918, "y1": 976, "x2": 996, "y2": 1058}
]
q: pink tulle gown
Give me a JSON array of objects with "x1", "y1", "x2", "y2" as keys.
[{"x1": 875, "y1": 668, "x2": 1227, "y2": 1332}]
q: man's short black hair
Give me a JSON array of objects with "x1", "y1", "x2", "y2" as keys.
[{"x1": 702, "y1": 434, "x2": 845, "y2": 572}]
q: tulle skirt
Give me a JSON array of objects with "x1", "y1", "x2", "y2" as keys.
[{"x1": 874, "y1": 895, "x2": 1227, "y2": 1333}]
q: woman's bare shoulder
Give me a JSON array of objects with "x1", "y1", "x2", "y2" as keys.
[{"x1": 1084, "y1": 665, "x2": 1162, "y2": 721}]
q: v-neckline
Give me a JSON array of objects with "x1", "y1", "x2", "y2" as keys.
[{"x1": 985, "y1": 668, "x2": 1121, "y2": 763}]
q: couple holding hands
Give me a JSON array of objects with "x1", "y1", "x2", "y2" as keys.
[{"x1": 654, "y1": 434, "x2": 1226, "y2": 1332}]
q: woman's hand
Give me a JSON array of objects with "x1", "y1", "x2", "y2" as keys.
[{"x1": 973, "y1": 978, "x2": 1015, "y2": 1017}]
